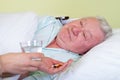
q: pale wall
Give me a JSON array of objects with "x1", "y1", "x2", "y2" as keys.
[{"x1": 0, "y1": 0, "x2": 120, "y2": 28}]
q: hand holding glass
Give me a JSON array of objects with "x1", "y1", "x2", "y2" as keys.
[{"x1": 20, "y1": 40, "x2": 42, "y2": 61}]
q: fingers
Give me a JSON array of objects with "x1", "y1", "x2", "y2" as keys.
[
  {"x1": 48, "y1": 64, "x2": 67, "y2": 74},
  {"x1": 66, "y1": 59, "x2": 73, "y2": 67},
  {"x1": 51, "y1": 59, "x2": 64, "y2": 65},
  {"x1": 28, "y1": 53, "x2": 45, "y2": 67},
  {"x1": 18, "y1": 66, "x2": 38, "y2": 74},
  {"x1": 48, "y1": 59, "x2": 73, "y2": 74},
  {"x1": 28, "y1": 53, "x2": 44, "y2": 59},
  {"x1": 30, "y1": 59, "x2": 42, "y2": 67},
  {"x1": 61, "y1": 59, "x2": 73, "y2": 71},
  {"x1": 26, "y1": 66, "x2": 38, "y2": 72},
  {"x1": 52, "y1": 59, "x2": 73, "y2": 69}
]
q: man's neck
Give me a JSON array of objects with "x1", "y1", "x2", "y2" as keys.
[{"x1": 47, "y1": 39, "x2": 61, "y2": 48}]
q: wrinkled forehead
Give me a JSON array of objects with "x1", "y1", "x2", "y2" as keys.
[
  {"x1": 70, "y1": 17, "x2": 99, "y2": 22},
  {"x1": 80, "y1": 17, "x2": 99, "y2": 22},
  {"x1": 67, "y1": 17, "x2": 100, "y2": 26}
]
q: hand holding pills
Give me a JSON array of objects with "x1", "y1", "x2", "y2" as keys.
[{"x1": 38, "y1": 57, "x2": 73, "y2": 74}]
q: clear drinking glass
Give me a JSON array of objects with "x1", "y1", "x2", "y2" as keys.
[{"x1": 19, "y1": 40, "x2": 43, "y2": 53}]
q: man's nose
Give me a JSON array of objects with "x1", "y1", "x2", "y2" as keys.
[{"x1": 72, "y1": 27, "x2": 83, "y2": 36}]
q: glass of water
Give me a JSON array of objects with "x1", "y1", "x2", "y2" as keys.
[{"x1": 20, "y1": 40, "x2": 43, "y2": 53}]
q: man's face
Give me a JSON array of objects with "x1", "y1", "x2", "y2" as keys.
[{"x1": 56, "y1": 17, "x2": 105, "y2": 54}]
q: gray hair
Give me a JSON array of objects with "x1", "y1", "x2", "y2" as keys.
[{"x1": 96, "y1": 16, "x2": 112, "y2": 39}]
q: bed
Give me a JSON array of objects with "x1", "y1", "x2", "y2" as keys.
[{"x1": 0, "y1": 12, "x2": 120, "y2": 80}]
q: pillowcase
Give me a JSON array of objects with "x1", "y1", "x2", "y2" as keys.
[
  {"x1": 0, "y1": 12, "x2": 38, "y2": 55},
  {"x1": 58, "y1": 29, "x2": 120, "y2": 80}
]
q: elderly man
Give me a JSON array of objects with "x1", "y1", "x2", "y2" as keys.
[{"x1": 20, "y1": 16, "x2": 112, "y2": 80}]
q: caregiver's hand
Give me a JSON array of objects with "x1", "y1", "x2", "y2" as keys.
[
  {"x1": 18, "y1": 55, "x2": 73, "y2": 80},
  {"x1": 0, "y1": 53, "x2": 44, "y2": 75},
  {"x1": 38, "y1": 57, "x2": 73, "y2": 74}
]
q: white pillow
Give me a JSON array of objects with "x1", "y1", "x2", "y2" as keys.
[
  {"x1": 0, "y1": 12, "x2": 38, "y2": 55},
  {"x1": 58, "y1": 29, "x2": 120, "y2": 80}
]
